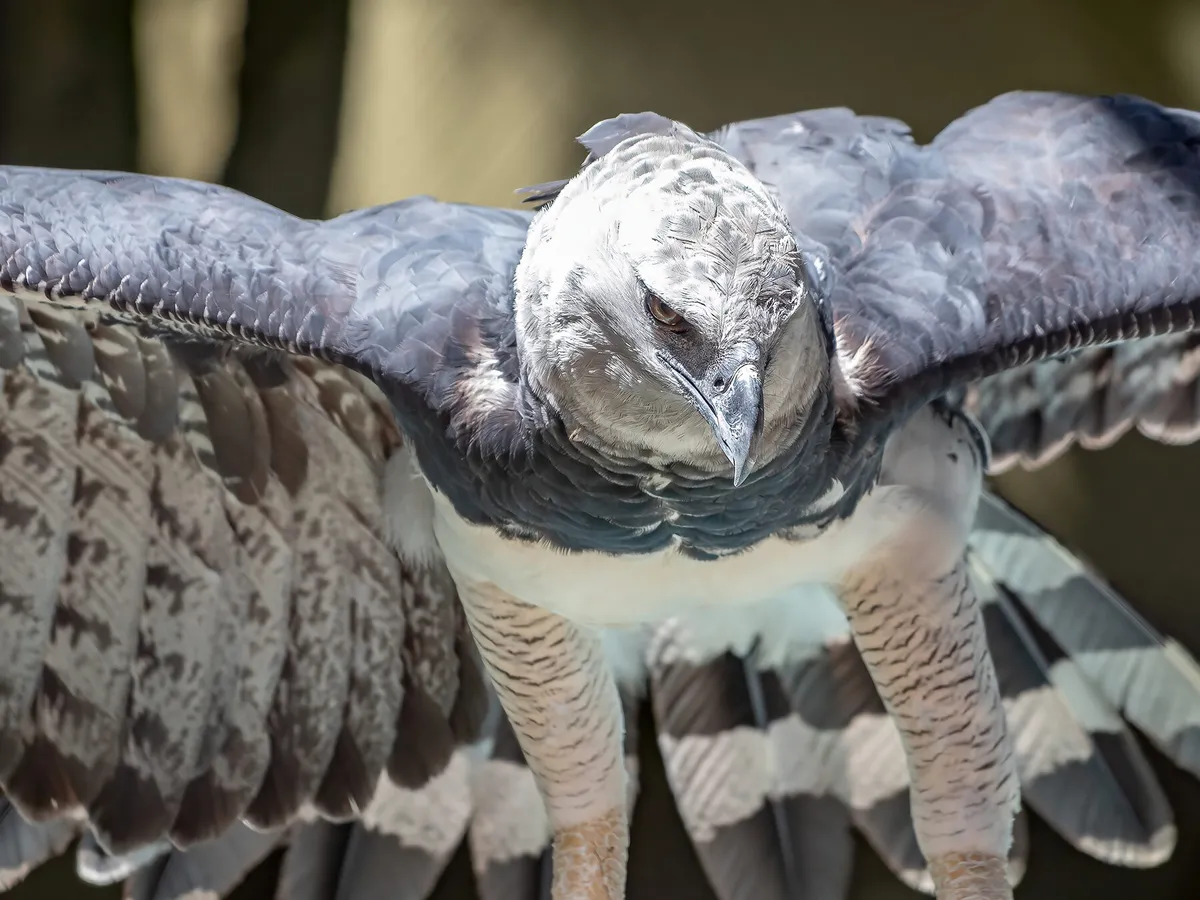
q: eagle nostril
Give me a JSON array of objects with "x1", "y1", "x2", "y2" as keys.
[{"x1": 713, "y1": 375, "x2": 726, "y2": 391}]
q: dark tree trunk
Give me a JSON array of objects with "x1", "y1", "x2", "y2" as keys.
[{"x1": 220, "y1": 0, "x2": 351, "y2": 218}]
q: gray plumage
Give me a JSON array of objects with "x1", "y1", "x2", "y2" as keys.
[
  {"x1": 4, "y1": 89, "x2": 1200, "y2": 900},
  {"x1": 4, "y1": 92, "x2": 1200, "y2": 559}
]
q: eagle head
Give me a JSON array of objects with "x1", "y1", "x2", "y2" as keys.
[{"x1": 514, "y1": 113, "x2": 831, "y2": 485}]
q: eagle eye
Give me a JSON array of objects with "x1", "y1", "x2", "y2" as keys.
[{"x1": 646, "y1": 292, "x2": 687, "y2": 331}]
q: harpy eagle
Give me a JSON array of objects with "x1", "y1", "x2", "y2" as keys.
[{"x1": 1, "y1": 90, "x2": 1200, "y2": 900}]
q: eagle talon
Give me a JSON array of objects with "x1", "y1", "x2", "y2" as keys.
[
  {"x1": 551, "y1": 807, "x2": 629, "y2": 900},
  {"x1": 929, "y1": 851, "x2": 1013, "y2": 900}
]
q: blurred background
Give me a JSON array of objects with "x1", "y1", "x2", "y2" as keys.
[{"x1": 3, "y1": 0, "x2": 1200, "y2": 897}]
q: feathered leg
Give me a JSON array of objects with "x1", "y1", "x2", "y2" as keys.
[
  {"x1": 460, "y1": 585, "x2": 627, "y2": 900},
  {"x1": 838, "y1": 405, "x2": 1019, "y2": 900}
]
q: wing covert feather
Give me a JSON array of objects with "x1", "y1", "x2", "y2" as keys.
[
  {"x1": 829, "y1": 92, "x2": 1200, "y2": 432},
  {"x1": 0, "y1": 165, "x2": 532, "y2": 423}
]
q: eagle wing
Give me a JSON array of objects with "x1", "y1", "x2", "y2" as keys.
[
  {"x1": 710, "y1": 104, "x2": 916, "y2": 266},
  {"x1": 0, "y1": 165, "x2": 531, "y2": 406},
  {"x1": 809, "y1": 91, "x2": 1200, "y2": 445},
  {"x1": 0, "y1": 290, "x2": 489, "y2": 860}
]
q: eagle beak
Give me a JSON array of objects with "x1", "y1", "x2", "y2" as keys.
[
  {"x1": 709, "y1": 363, "x2": 762, "y2": 487},
  {"x1": 661, "y1": 351, "x2": 763, "y2": 487}
]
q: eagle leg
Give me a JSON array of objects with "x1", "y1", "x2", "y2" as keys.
[
  {"x1": 838, "y1": 518, "x2": 1018, "y2": 900},
  {"x1": 460, "y1": 584, "x2": 628, "y2": 900}
]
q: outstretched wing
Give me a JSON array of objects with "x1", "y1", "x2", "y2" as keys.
[
  {"x1": 962, "y1": 331, "x2": 1200, "y2": 472},
  {"x1": 821, "y1": 91, "x2": 1200, "y2": 439},
  {"x1": 0, "y1": 296, "x2": 488, "y2": 860},
  {"x1": 0, "y1": 165, "x2": 531, "y2": 393}
]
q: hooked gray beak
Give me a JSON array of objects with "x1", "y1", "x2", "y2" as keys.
[
  {"x1": 661, "y1": 352, "x2": 763, "y2": 487},
  {"x1": 708, "y1": 363, "x2": 762, "y2": 486}
]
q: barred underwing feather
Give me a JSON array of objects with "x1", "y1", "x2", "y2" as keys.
[
  {"x1": 314, "y1": 543, "x2": 404, "y2": 821},
  {"x1": 174, "y1": 377, "x2": 292, "y2": 844},
  {"x1": 5, "y1": 309, "x2": 153, "y2": 820},
  {"x1": 965, "y1": 333, "x2": 1200, "y2": 472},
  {"x1": 89, "y1": 410, "x2": 235, "y2": 852},
  {"x1": 0, "y1": 298, "x2": 77, "y2": 785},
  {"x1": 309, "y1": 366, "x2": 408, "y2": 820},
  {"x1": 388, "y1": 521, "x2": 461, "y2": 790},
  {"x1": 246, "y1": 363, "x2": 410, "y2": 827},
  {"x1": 389, "y1": 675, "x2": 457, "y2": 790},
  {"x1": 246, "y1": 400, "x2": 355, "y2": 827},
  {"x1": 133, "y1": 334, "x2": 183, "y2": 443}
]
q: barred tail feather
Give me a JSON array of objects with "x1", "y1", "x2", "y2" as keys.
[
  {"x1": 647, "y1": 616, "x2": 856, "y2": 900},
  {"x1": 970, "y1": 493, "x2": 1200, "y2": 780},
  {"x1": 971, "y1": 547, "x2": 1176, "y2": 867}
]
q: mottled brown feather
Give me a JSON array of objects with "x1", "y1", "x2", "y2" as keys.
[
  {"x1": 0, "y1": 302, "x2": 85, "y2": 791},
  {"x1": 0, "y1": 298, "x2": 470, "y2": 858}
]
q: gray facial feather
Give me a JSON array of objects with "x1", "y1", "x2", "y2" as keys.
[{"x1": 515, "y1": 123, "x2": 827, "y2": 476}]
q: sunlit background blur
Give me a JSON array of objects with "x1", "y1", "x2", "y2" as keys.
[{"x1": 4, "y1": 0, "x2": 1200, "y2": 897}]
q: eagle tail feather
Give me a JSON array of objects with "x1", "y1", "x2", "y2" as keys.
[
  {"x1": 970, "y1": 493, "x2": 1200, "y2": 783},
  {"x1": 968, "y1": 507, "x2": 1179, "y2": 867},
  {"x1": 646, "y1": 619, "x2": 856, "y2": 900}
]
